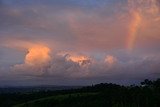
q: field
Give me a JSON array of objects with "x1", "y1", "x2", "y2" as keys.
[
  {"x1": 14, "y1": 93, "x2": 98, "y2": 107},
  {"x1": 0, "y1": 79, "x2": 160, "y2": 107}
]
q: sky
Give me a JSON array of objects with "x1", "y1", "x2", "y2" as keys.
[{"x1": 0, "y1": 0, "x2": 160, "y2": 86}]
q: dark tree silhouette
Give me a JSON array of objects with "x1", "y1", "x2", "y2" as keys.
[{"x1": 0, "y1": 78, "x2": 160, "y2": 107}]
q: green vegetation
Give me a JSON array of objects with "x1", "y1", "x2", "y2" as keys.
[
  {"x1": 0, "y1": 79, "x2": 160, "y2": 107},
  {"x1": 14, "y1": 93, "x2": 98, "y2": 107}
]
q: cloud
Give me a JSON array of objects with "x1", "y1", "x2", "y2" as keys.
[
  {"x1": 9, "y1": 49, "x2": 160, "y2": 85},
  {"x1": 104, "y1": 55, "x2": 117, "y2": 65},
  {"x1": 0, "y1": 0, "x2": 160, "y2": 85},
  {"x1": 127, "y1": 0, "x2": 160, "y2": 50},
  {"x1": 0, "y1": 39, "x2": 159, "y2": 85},
  {"x1": 0, "y1": 0, "x2": 160, "y2": 52},
  {"x1": 25, "y1": 45, "x2": 51, "y2": 66}
]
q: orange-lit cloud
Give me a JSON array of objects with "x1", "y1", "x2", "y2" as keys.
[
  {"x1": 56, "y1": 51, "x2": 92, "y2": 67},
  {"x1": 0, "y1": 0, "x2": 160, "y2": 85},
  {"x1": 105, "y1": 55, "x2": 117, "y2": 65},
  {"x1": 66, "y1": 54, "x2": 91, "y2": 67},
  {"x1": 2, "y1": 38, "x2": 52, "y2": 75},
  {"x1": 12, "y1": 44, "x2": 51, "y2": 75},
  {"x1": 3, "y1": 38, "x2": 51, "y2": 65},
  {"x1": 25, "y1": 45, "x2": 51, "y2": 66}
]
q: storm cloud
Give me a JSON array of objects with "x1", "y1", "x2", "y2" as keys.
[{"x1": 0, "y1": 0, "x2": 160, "y2": 86}]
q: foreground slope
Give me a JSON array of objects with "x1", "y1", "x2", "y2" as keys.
[{"x1": 0, "y1": 79, "x2": 160, "y2": 107}]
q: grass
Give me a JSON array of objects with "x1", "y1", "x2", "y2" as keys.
[{"x1": 14, "y1": 92, "x2": 98, "y2": 107}]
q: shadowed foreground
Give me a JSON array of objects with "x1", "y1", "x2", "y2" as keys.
[{"x1": 0, "y1": 79, "x2": 160, "y2": 107}]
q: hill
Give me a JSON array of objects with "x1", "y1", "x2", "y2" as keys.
[{"x1": 0, "y1": 79, "x2": 160, "y2": 107}]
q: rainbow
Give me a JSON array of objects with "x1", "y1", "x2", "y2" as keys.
[{"x1": 126, "y1": 11, "x2": 142, "y2": 51}]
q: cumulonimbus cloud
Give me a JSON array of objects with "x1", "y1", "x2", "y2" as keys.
[
  {"x1": 11, "y1": 48, "x2": 160, "y2": 81},
  {"x1": 0, "y1": 0, "x2": 160, "y2": 85}
]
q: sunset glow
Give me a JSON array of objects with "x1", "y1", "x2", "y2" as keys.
[
  {"x1": 66, "y1": 55, "x2": 91, "y2": 66},
  {"x1": 0, "y1": 0, "x2": 159, "y2": 86},
  {"x1": 127, "y1": 11, "x2": 142, "y2": 51},
  {"x1": 25, "y1": 45, "x2": 51, "y2": 66}
]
